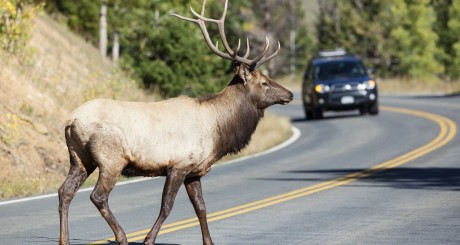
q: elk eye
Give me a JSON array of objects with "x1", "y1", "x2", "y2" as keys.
[{"x1": 262, "y1": 82, "x2": 268, "y2": 86}]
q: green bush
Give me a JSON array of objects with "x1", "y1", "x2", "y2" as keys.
[{"x1": 0, "y1": 0, "x2": 43, "y2": 53}]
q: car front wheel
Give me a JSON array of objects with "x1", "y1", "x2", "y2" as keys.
[
  {"x1": 309, "y1": 107, "x2": 323, "y2": 120},
  {"x1": 369, "y1": 101, "x2": 379, "y2": 115}
]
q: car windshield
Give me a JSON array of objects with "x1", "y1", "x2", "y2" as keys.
[{"x1": 314, "y1": 60, "x2": 367, "y2": 80}]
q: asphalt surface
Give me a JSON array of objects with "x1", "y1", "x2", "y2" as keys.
[{"x1": 0, "y1": 94, "x2": 459, "y2": 245}]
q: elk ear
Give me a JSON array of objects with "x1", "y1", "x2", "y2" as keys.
[{"x1": 237, "y1": 64, "x2": 253, "y2": 85}]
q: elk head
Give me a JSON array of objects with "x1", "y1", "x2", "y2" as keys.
[{"x1": 173, "y1": 0, "x2": 293, "y2": 109}]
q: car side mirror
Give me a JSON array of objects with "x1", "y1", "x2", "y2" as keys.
[{"x1": 368, "y1": 67, "x2": 376, "y2": 75}]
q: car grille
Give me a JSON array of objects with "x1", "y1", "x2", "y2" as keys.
[{"x1": 331, "y1": 82, "x2": 360, "y2": 94}]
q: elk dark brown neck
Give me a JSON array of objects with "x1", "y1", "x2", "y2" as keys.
[{"x1": 198, "y1": 77, "x2": 263, "y2": 158}]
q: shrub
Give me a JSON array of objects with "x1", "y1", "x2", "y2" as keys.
[{"x1": 0, "y1": 0, "x2": 43, "y2": 53}]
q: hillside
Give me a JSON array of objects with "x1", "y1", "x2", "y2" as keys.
[
  {"x1": 0, "y1": 14, "x2": 292, "y2": 199},
  {"x1": 0, "y1": 14, "x2": 149, "y2": 198}
]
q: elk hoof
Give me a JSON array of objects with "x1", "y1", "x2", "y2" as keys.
[
  {"x1": 143, "y1": 235, "x2": 154, "y2": 245},
  {"x1": 58, "y1": 240, "x2": 70, "y2": 245},
  {"x1": 115, "y1": 232, "x2": 128, "y2": 245},
  {"x1": 117, "y1": 238, "x2": 128, "y2": 245}
]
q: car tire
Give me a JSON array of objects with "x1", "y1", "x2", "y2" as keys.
[
  {"x1": 306, "y1": 110, "x2": 313, "y2": 120},
  {"x1": 359, "y1": 106, "x2": 367, "y2": 115},
  {"x1": 310, "y1": 107, "x2": 323, "y2": 120},
  {"x1": 303, "y1": 103, "x2": 312, "y2": 120},
  {"x1": 369, "y1": 101, "x2": 379, "y2": 115}
]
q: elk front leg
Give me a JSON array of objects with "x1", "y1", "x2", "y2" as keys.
[
  {"x1": 185, "y1": 177, "x2": 214, "y2": 245},
  {"x1": 144, "y1": 168, "x2": 187, "y2": 245}
]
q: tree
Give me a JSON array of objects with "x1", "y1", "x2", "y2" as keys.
[
  {"x1": 0, "y1": 0, "x2": 44, "y2": 53},
  {"x1": 43, "y1": 0, "x2": 310, "y2": 96},
  {"x1": 116, "y1": 1, "x2": 233, "y2": 97},
  {"x1": 248, "y1": 0, "x2": 311, "y2": 76},
  {"x1": 54, "y1": 0, "x2": 100, "y2": 43},
  {"x1": 448, "y1": 0, "x2": 460, "y2": 79},
  {"x1": 111, "y1": 0, "x2": 120, "y2": 62},
  {"x1": 99, "y1": 0, "x2": 107, "y2": 57},
  {"x1": 431, "y1": 0, "x2": 453, "y2": 79},
  {"x1": 389, "y1": 0, "x2": 443, "y2": 78},
  {"x1": 316, "y1": 0, "x2": 444, "y2": 78}
]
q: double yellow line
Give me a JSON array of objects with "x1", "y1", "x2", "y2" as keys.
[{"x1": 91, "y1": 106, "x2": 457, "y2": 244}]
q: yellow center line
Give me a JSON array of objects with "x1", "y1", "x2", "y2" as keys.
[{"x1": 90, "y1": 106, "x2": 457, "y2": 244}]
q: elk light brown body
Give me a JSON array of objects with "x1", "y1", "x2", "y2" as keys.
[{"x1": 58, "y1": 1, "x2": 293, "y2": 245}]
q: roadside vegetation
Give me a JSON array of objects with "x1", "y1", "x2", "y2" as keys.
[{"x1": 314, "y1": 1, "x2": 460, "y2": 94}]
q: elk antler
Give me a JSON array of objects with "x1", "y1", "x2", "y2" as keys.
[{"x1": 172, "y1": 0, "x2": 280, "y2": 70}]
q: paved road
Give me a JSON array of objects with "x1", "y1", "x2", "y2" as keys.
[{"x1": 0, "y1": 95, "x2": 459, "y2": 245}]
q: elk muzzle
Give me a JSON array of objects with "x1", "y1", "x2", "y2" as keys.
[{"x1": 272, "y1": 82, "x2": 294, "y2": 106}]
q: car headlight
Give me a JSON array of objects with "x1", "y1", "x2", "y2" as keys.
[
  {"x1": 363, "y1": 80, "x2": 376, "y2": 90},
  {"x1": 314, "y1": 84, "x2": 330, "y2": 94}
]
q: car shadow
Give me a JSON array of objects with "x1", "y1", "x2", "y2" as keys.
[
  {"x1": 255, "y1": 167, "x2": 460, "y2": 191},
  {"x1": 392, "y1": 92, "x2": 460, "y2": 100},
  {"x1": 291, "y1": 112, "x2": 363, "y2": 123}
]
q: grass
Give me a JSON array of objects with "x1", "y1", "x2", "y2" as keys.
[
  {"x1": 0, "y1": 14, "x2": 151, "y2": 199},
  {"x1": 378, "y1": 78, "x2": 460, "y2": 94}
]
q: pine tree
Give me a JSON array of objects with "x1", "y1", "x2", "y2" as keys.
[
  {"x1": 389, "y1": 0, "x2": 443, "y2": 78},
  {"x1": 431, "y1": 0, "x2": 453, "y2": 79},
  {"x1": 448, "y1": 0, "x2": 460, "y2": 79},
  {"x1": 44, "y1": 0, "x2": 309, "y2": 95},
  {"x1": 317, "y1": 1, "x2": 391, "y2": 73}
]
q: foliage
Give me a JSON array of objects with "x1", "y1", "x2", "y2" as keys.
[
  {"x1": 448, "y1": 0, "x2": 460, "y2": 79},
  {"x1": 317, "y1": 0, "x2": 444, "y2": 78},
  {"x1": 116, "y1": 1, "x2": 232, "y2": 97},
  {"x1": 431, "y1": 0, "x2": 454, "y2": 79},
  {"x1": 42, "y1": 0, "x2": 311, "y2": 97},
  {"x1": 388, "y1": 0, "x2": 443, "y2": 78},
  {"x1": 245, "y1": 0, "x2": 312, "y2": 76},
  {"x1": 49, "y1": 0, "x2": 99, "y2": 42},
  {"x1": 0, "y1": 0, "x2": 43, "y2": 53},
  {"x1": 13, "y1": 0, "x2": 460, "y2": 88},
  {"x1": 0, "y1": 113, "x2": 21, "y2": 146}
]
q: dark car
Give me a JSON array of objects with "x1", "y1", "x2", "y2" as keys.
[{"x1": 302, "y1": 50, "x2": 378, "y2": 119}]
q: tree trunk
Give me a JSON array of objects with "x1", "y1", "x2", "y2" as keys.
[
  {"x1": 261, "y1": 0, "x2": 274, "y2": 75},
  {"x1": 112, "y1": 1, "x2": 120, "y2": 63},
  {"x1": 289, "y1": 1, "x2": 296, "y2": 78},
  {"x1": 334, "y1": 2, "x2": 341, "y2": 34},
  {"x1": 99, "y1": 0, "x2": 108, "y2": 57},
  {"x1": 112, "y1": 31, "x2": 119, "y2": 62}
]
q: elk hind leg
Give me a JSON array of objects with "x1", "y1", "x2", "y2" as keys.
[
  {"x1": 59, "y1": 151, "x2": 95, "y2": 245},
  {"x1": 144, "y1": 168, "x2": 188, "y2": 245}
]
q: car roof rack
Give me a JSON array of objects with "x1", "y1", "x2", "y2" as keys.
[{"x1": 316, "y1": 48, "x2": 347, "y2": 58}]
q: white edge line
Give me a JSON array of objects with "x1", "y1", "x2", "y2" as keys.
[{"x1": 0, "y1": 126, "x2": 301, "y2": 206}]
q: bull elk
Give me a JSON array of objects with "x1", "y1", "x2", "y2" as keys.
[{"x1": 58, "y1": 0, "x2": 293, "y2": 244}]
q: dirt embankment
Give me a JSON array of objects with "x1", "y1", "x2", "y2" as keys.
[{"x1": 0, "y1": 15, "x2": 148, "y2": 198}]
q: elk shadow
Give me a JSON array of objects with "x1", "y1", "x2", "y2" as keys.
[
  {"x1": 25, "y1": 236, "x2": 179, "y2": 245},
  {"x1": 22, "y1": 237, "x2": 87, "y2": 244},
  {"x1": 256, "y1": 167, "x2": 460, "y2": 191}
]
